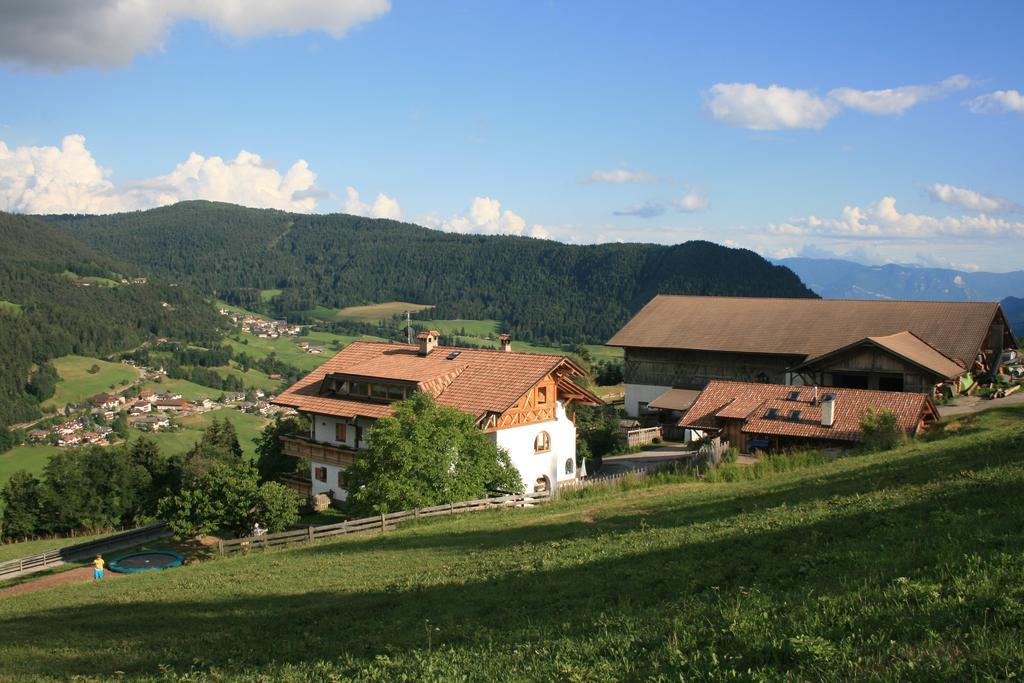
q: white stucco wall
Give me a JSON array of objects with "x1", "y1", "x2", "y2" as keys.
[
  {"x1": 311, "y1": 414, "x2": 372, "y2": 449},
  {"x1": 492, "y1": 401, "x2": 578, "y2": 492},
  {"x1": 309, "y1": 461, "x2": 350, "y2": 501},
  {"x1": 624, "y1": 383, "x2": 672, "y2": 418}
]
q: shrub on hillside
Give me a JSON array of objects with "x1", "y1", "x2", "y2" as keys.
[{"x1": 859, "y1": 408, "x2": 902, "y2": 452}]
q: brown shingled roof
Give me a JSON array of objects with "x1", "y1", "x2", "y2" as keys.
[
  {"x1": 794, "y1": 331, "x2": 965, "y2": 380},
  {"x1": 607, "y1": 295, "x2": 1008, "y2": 366},
  {"x1": 273, "y1": 341, "x2": 599, "y2": 421},
  {"x1": 680, "y1": 380, "x2": 936, "y2": 443}
]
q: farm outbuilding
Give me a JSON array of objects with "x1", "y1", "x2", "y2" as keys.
[{"x1": 609, "y1": 295, "x2": 1016, "y2": 417}]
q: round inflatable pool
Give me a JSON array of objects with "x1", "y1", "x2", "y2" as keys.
[{"x1": 108, "y1": 551, "x2": 185, "y2": 573}]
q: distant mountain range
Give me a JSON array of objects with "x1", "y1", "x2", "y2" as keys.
[
  {"x1": 777, "y1": 257, "x2": 1024, "y2": 302},
  {"x1": 776, "y1": 257, "x2": 1024, "y2": 337}
]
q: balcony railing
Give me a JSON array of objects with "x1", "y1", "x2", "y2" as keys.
[{"x1": 280, "y1": 434, "x2": 359, "y2": 468}]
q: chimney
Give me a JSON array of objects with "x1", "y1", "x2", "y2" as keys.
[
  {"x1": 499, "y1": 333, "x2": 512, "y2": 352},
  {"x1": 416, "y1": 330, "x2": 440, "y2": 356},
  {"x1": 820, "y1": 395, "x2": 835, "y2": 428}
]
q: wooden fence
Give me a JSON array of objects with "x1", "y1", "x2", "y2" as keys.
[
  {"x1": 217, "y1": 491, "x2": 551, "y2": 556},
  {"x1": 0, "y1": 522, "x2": 170, "y2": 582},
  {"x1": 625, "y1": 426, "x2": 662, "y2": 448}
]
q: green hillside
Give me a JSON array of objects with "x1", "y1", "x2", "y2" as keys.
[
  {"x1": 41, "y1": 355, "x2": 138, "y2": 410},
  {"x1": 45, "y1": 200, "x2": 816, "y2": 345},
  {"x1": 1, "y1": 406, "x2": 1021, "y2": 680},
  {"x1": 0, "y1": 211, "x2": 226, "y2": 427}
]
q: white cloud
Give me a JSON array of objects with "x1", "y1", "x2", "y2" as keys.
[
  {"x1": 344, "y1": 186, "x2": 402, "y2": 219},
  {"x1": 707, "y1": 75, "x2": 973, "y2": 130},
  {"x1": 768, "y1": 196, "x2": 1024, "y2": 239},
  {"x1": 0, "y1": 0, "x2": 391, "y2": 70},
  {"x1": 829, "y1": 74, "x2": 971, "y2": 115},
  {"x1": 926, "y1": 183, "x2": 1020, "y2": 214},
  {"x1": 613, "y1": 201, "x2": 664, "y2": 218},
  {"x1": 586, "y1": 168, "x2": 659, "y2": 184},
  {"x1": 0, "y1": 134, "x2": 320, "y2": 213},
  {"x1": 965, "y1": 89, "x2": 1024, "y2": 114},
  {"x1": 705, "y1": 83, "x2": 838, "y2": 130},
  {"x1": 673, "y1": 188, "x2": 710, "y2": 212},
  {"x1": 421, "y1": 197, "x2": 548, "y2": 238}
]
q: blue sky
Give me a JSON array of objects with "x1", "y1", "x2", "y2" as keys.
[{"x1": 1, "y1": 1, "x2": 1022, "y2": 271}]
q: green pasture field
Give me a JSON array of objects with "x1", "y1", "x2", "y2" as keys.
[
  {"x1": 41, "y1": 355, "x2": 138, "y2": 410},
  {"x1": 1, "y1": 405, "x2": 1021, "y2": 679}
]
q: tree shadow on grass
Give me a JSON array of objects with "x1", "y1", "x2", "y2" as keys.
[
  {"x1": 0, "y1": 480, "x2": 1022, "y2": 680},
  {"x1": 284, "y1": 425, "x2": 1024, "y2": 560}
]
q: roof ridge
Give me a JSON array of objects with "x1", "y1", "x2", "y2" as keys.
[{"x1": 652, "y1": 294, "x2": 1001, "y2": 305}]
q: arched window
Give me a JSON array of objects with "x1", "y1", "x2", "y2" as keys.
[
  {"x1": 534, "y1": 431, "x2": 551, "y2": 453},
  {"x1": 565, "y1": 458, "x2": 575, "y2": 475}
]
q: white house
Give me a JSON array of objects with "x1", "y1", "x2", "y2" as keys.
[{"x1": 272, "y1": 333, "x2": 602, "y2": 503}]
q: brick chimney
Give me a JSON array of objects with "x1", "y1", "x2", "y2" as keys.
[
  {"x1": 416, "y1": 330, "x2": 440, "y2": 356},
  {"x1": 499, "y1": 333, "x2": 512, "y2": 352}
]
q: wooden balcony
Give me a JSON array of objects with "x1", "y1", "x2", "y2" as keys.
[{"x1": 280, "y1": 434, "x2": 359, "y2": 468}]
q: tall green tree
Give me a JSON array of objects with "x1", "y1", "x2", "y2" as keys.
[
  {"x1": 158, "y1": 461, "x2": 299, "y2": 538},
  {"x1": 255, "y1": 415, "x2": 306, "y2": 482},
  {"x1": 347, "y1": 393, "x2": 522, "y2": 514},
  {"x1": 1, "y1": 471, "x2": 45, "y2": 540}
]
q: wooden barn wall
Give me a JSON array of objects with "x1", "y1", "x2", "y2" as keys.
[{"x1": 623, "y1": 348, "x2": 800, "y2": 389}]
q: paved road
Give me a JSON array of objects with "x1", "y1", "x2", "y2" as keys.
[
  {"x1": 938, "y1": 391, "x2": 1024, "y2": 417},
  {"x1": 600, "y1": 444, "x2": 695, "y2": 474}
]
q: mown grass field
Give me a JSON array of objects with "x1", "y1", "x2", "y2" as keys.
[
  {"x1": 224, "y1": 333, "x2": 381, "y2": 372},
  {"x1": 259, "y1": 288, "x2": 282, "y2": 302},
  {"x1": 334, "y1": 301, "x2": 433, "y2": 321},
  {"x1": 128, "y1": 407, "x2": 270, "y2": 460},
  {"x1": 41, "y1": 355, "x2": 139, "y2": 409},
  {"x1": 138, "y1": 377, "x2": 222, "y2": 401},
  {"x1": 0, "y1": 444, "x2": 60, "y2": 485},
  {"x1": 1, "y1": 406, "x2": 1021, "y2": 680},
  {"x1": 211, "y1": 363, "x2": 283, "y2": 393}
]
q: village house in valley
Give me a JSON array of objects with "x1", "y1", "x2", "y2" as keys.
[
  {"x1": 680, "y1": 381, "x2": 938, "y2": 451},
  {"x1": 272, "y1": 332, "x2": 602, "y2": 503},
  {"x1": 609, "y1": 295, "x2": 1016, "y2": 418}
]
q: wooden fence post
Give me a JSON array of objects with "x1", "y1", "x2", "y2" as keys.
[
  {"x1": 380, "y1": 512, "x2": 386, "y2": 532},
  {"x1": 414, "y1": 508, "x2": 419, "y2": 519},
  {"x1": 307, "y1": 525, "x2": 315, "y2": 543},
  {"x1": 217, "y1": 539, "x2": 224, "y2": 556}
]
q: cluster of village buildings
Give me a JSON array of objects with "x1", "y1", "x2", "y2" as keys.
[
  {"x1": 219, "y1": 309, "x2": 301, "y2": 339},
  {"x1": 28, "y1": 386, "x2": 288, "y2": 448},
  {"x1": 269, "y1": 296, "x2": 1021, "y2": 506}
]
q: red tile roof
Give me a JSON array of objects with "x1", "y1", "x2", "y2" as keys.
[
  {"x1": 608, "y1": 295, "x2": 1011, "y2": 367},
  {"x1": 273, "y1": 341, "x2": 599, "y2": 421},
  {"x1": 680, "y1": 380, "x2": 936, "y2": 443}
]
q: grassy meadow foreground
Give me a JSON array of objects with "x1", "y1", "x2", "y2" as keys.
[{"x1": 0, "y1": 407, "x2": 1022, "y2": 680}]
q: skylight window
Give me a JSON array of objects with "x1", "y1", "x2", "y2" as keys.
[
  {"x1": 765, "y1": 408, "x2": 779, "y2": 419},
  {"x1": 787, "y1": 390, "x2": 800, "y2": 401},
  {"x1": 446, "y1": 351, "x2": 461, "y2": 360},
  {"x1": 789, "y1": 410, "x2": 802, "y2": 421}
]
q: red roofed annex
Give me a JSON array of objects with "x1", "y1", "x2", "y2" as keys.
[{"x1": 680, "y1": 380, "x2": 938, "y2": 451}]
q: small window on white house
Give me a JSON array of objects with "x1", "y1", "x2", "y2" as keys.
[
  {"x1": 534, "y1": 431, "x2": 551, "y2": 453},
  {"x1": 565, "y1": 458, "x2": 575, "y2": 475},
  {"x1": 314, "y1": 466, "x2": 327, "y2": 482},
  {"x1": 338, "y1": 470, "x2": 349, "y2": 488},
  {"x1": 335, "y1": 423, "x2": 347, "y2": 443}
]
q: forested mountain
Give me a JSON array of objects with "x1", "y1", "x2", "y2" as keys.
[
  {"x1": 47, "y1": 201, "x2": 815, "y2": 344},
  {"x1": 0, "y1": 212, "x2": 225, "y2": 426},
  {"x1": 777, "y1": 256, "x2": 1024, "y2": 302}
]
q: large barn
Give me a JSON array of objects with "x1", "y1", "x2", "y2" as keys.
[{"x1": 608, "y1": 295, "x2": 1016, "y2": 417}]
